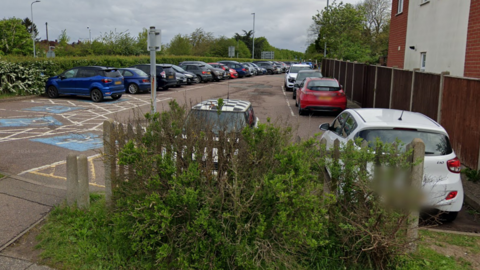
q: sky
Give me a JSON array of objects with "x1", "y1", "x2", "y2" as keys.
[{"x1": 1, "y1": 0, "x2": 361, "y2": 53}]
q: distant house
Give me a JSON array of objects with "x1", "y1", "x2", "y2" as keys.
[{"x1": 387, "y1": 0, "x2": 480, "y2": 78}]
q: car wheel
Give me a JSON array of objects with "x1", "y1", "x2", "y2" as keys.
[
  {"x1": 298, "y1": 101, "x2": 305, "y2": 115},
  {"x1": 127, "y1": 83, "x2": 139, "y2": 94},
  {"x1": 112, "y1": 94, "x2": 122, "y2": 100},
  {"x1": 292, "y1": 90, "x2": 296, "y2": 100},
  {"x1": 162, "y1": 86, "x2": 169, "y2": 90},
  {"x1": 47, "y1": 85, "x2": 59, "y2": 98},
  {"x1": 197, "y1": 75, "x2": 203, "y2": 83},
  {"x1": 440, "y1": 211, "x2": 459, "y2": 223},
  {"x1": 90, "y1": 89, "x2": 103, "y2": 102}
]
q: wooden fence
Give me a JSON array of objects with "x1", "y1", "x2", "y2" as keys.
[{"x1": 322, "y1": 59, "x2": 480, "y2": 170}]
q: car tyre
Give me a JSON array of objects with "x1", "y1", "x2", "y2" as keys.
[
  {"x1": 127, "y1": 83, "x2": 139, "y2": 94},
  {"x1": 91, "y1": 89, "x2": 103, "y2": 102},
  {"x1": 292, "y1": 90, "x2": 296, "y2": 100},
  {"x1": 440, "y1": 211, "x2": 459, "y2": 223},
  {"x1": 162, "y1": 86, "x2": 169, "y2": 90},
  {"x1": 47, "y1": 85, "x2": 59, "y2": 98},
  {"x1": 112, "y1": 94, "x2": 122, "y2": 100},
  {"x1": 298, "y1": 101, "x2": 305, "y2": 115},
  {"x1": 197, "y1": 75, "x2": 203, "y2": 83}
]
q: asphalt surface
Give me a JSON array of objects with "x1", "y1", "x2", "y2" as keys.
[{"x1": 0, "y1": 73, "x2": 478, "y2": 268}]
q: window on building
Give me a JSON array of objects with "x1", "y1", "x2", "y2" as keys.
[
  {"x1": 398, "y1": 0, "x2": 404, "y2": 14},
  {"x1": 420, "y1": 52, "x2": 427, "y2": 71}
]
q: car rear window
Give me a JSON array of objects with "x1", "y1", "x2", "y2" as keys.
[
  {"x1": 307, "y1": 80, "x2": 340, "y2": 91},
  {"x1": 290, "y1": 66, "x2": 311, "y2": 73},
  {"x1": 297, "y1": 72, "x2": 322, "y2": 82},
  {"x1": 103, "y1": 70, "x2": 122, "y2": 78},
  {"x1": 355, "y1": 129, "x2": 453, "y2": 156},
  {"x1": 188, "y1": 110, "x2": 247, "y2": 134}
]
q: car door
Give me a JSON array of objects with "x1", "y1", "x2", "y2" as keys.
[
  {"x1": 76, "y1": 68, "x2": 98, "y2": 95},
  {"x1": 324, "y1": 112, "x2": 351, "y2": 148},
  {"x1": 56, "y1": 68, "x2": 79, "y2": 94}
]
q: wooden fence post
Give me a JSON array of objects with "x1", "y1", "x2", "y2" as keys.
[
  {"x1": 406, "y1": 138, "x2": 425, "y2": 253},
  {"x1": 373, "y1": 65, "x2": 379, "y2": 108},
  {"x1": 437, "y1": 71, "x2": 450, "y2": 123},
  {"x1": 333, "y1": 60, "x2": 336, "y2": 79},
  {"x1": 351, "y1": 63, "x2": 356, "y2": 101},
  {"x1": 345, "y1": 61, "x2": 349, "y2": 94},
  {"x1": 410, "y1": 69, "x2": 419, "y2": 111},
  {"x1": 103, "y1": 119, "x2": 114, "y2": 206},
  {"x1": 389, "y1": 68, "x2": 395, "y2": 109},
  {"x1": 66, "y1": 153, "x2": 78, "y2": 206}
]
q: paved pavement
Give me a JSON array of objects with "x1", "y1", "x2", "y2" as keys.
[{"x1": 0, "y1": 255, "x2": 51, "y2": 270}]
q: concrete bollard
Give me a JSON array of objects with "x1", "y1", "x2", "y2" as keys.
[
  {"x1": 77, "y1": 155, "x2": 90, "y2": 209},
  {"x1": 66, "y1": 153, "x2": 78, "y2": 206}
]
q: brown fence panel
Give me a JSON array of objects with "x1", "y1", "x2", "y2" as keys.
[
  {"x1": 375, "y1": 67, "x2": 392, "y2": 109},
  {"x1": 339, "y1": 61, "x2": 347, "y2": 83},
  {"x1": 353, "y1": 64, "x2": 366, "y2": 106},
  {"x1": 441, "y1": 77, "x2": 480, "y2": 170},
  {"x1": 345, "y1": 62, "x2": 354, "y2": 100},
  {"x1": 412, "y1": 72, "x2": 440, "y2": 120},
  {"x1": 329, "y1": 60, "x2": 335, "y2": 78},
  {"x1": 364, "y1": 65, "x2": 376, "y2": 108},
  {"x1": 391, "y1": 69, "x2": 413, "y2": 111},
  {"x1": 321, "y1": 59, "x2": 326, "y2": 76}
]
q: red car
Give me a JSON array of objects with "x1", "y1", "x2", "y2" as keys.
[
  {"x1": 295, "y1": 78, "x2": 347, "y2": 115},
  {"x1": 229, "y1": 68, "x2": 238, "y2": 79}
]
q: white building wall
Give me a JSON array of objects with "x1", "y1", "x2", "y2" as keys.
[{"x1": 404, "y1": 0, "x2": 471, "y2": 76}]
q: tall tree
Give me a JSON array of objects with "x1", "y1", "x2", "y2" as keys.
[
  {"x1": 189, "y1": 28, "x2": 214, "y2": 56},
  {"x1": 22, "y1": 17, "x2": 39, "y2": 40},
  {"x1": 0, "y1": 18, "x2": 32, "y2": 55},
  {"x1": 168, "y1": 34, "x2": 192, "y2": 55},
  {"x1": 58, "y1": 29, "x2": 70, "y2": 47}
]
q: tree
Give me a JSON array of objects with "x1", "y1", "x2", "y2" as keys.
[
  {"x1": 0, "y1": 17, "x2": 32, "y2": 55},
  {"x1": 189, "y1": 28, "x2": 214, "y2": 56},
  {"x1": 168, "y1": 34, "x2": 192, "y2": 55},
  {"x1": 358, "y1": 0, "x2": 391, "y2": 59},
  {"x1": 58, "y1": 29, "x2": 70, "y2": 47},
  {"x1": 22, "y1": 17, "x2": 38, "y2": 40},
  {"x1": 136, "y1": 28, "x2": 148, "y2": 54}
]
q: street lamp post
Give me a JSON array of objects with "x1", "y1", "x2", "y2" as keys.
[
  {"x1": 31, "y1": 0, "x2": 40, "y2": 57},
  {"x1": 324, "y1": 0, "x2": 329, "y2": 58},
  {"x1": 87, "y1": 26, "x2": 91, "y2": 42},
  {"x1": 251, "y1": 13, "x2": 255, "y2": 59}
]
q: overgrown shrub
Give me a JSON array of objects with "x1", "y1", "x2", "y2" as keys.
[
  {"x1": 109, "y1": 100, "x2": 420, "y2": 269},
  {"x1": 0, "y1": 61, "x2": 46, "y2": 95},
  {"x1": 462, "y1": 167, "x2": 480, "y2": 183}
]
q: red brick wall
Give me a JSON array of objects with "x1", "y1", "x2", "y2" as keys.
[
  {"x1": 464, "y1": 0, "x2": 480, "y2": 78},
  {"x1": 387, "y1": 0, "x2": 409, "y2": 68}
]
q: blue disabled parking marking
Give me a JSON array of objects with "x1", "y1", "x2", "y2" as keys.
[
  {"x1": 0, "y1": 116, "x2": 63, "y2": 127},
  {"x1": 23, "y1": 105, "x2": 85, "y2": 114},
  {"x1": 30, "y1": 133, "x2": 102, "y2": 151}
]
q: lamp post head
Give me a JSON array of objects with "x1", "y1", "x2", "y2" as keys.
[{"x1": 35, "y1": 0, "x2": 40, "y2": 3}]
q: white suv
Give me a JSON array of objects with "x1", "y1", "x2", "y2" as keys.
[
  {"x1": 284, "y1": 64, "x2": 311, "y2": 91},
  {"x1": 319, "y1": 108, "x2": 464, "y2": 222}
]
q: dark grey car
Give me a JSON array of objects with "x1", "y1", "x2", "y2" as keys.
[{"x1": 179, "y1": 64, "x2": 213, "y2": 83}]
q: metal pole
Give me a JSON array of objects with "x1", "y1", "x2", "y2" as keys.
[
  {"x1": 87, "y1": 27, "x2": 91, "y2": 42},
  {"x1": 324, "y1": 0, "x2": 329, "y2": 58},
  {"x1": 149, "y1": 26, "x2": 157, "y2": 114},
  {"x1": 252, "y1": 13, "x2": 255, "y2": 59},
  {"x1": 31, "y1": 0, "x2": 40, "y2": 57},
  {"x1": 45, "y1": 22, "x2": 48, "y2": 42}
]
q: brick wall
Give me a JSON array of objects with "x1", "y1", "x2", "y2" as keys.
[
  {"x1": 464, "y1": 0, "x2": 480, "y2": 78},
  {"x1": 387, "y1": 0, "x2": 409, "y2": 68}
]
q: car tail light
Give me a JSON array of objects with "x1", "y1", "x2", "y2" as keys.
[
  {"x1": 242, "y1": 68, "x2": 246, "y2": 71},
  {"x1": 202, "y1": 71, "x2": 207, "y2": 74},
  {"x1": 160, "y1": 71, "x2": 166, "y2": 78},
  {"x1": 142, "y1": 79, "x2": 149, "y2": 83},
  {"x1": 101, "y1": 79, "x2": 112, "y2": 83},
  {"x1": 447, "y1": 157, "x2": 461, "y2": 173},
  {"x1": 445, "y1": 191, "x2": 458, "y2": 200},
  {"x1": 337, "y1": 90, "x2": 345, "y2": 96}
]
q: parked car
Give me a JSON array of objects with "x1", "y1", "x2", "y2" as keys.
[
  {"x1": 118, "y1": 68, "x2": 150, "y2": 94},
  {"x1": 180, "y1": 61, "x2": 225, "y2": 81},
  {"x1": 208, "y1": 63, "x2": 231, "y2": 79},
  {"x1": 171, "y1": 65, "x2": 198, "y2": 85},
  {"x1": 229, "y1": 68, "x2": 239, "y2": 79},
  {"x1": 175, "y1": 72, "x2": 187, "y2": 87},
  {"x1": 319, "y1": 108, "x2": 464, "y2": 222},
  {"x1": 296, "y1": 77, "x2": 346, "y2": 115},
  {"x1": 253, "y1": 61, "x2": 276, "y2": 75},
  {"x1": 284, "y1": 64, "x2": 312, "y2": 90},
  {"x1": 219, "y1": 61, "x2": 248, "y2": 78},
  {"x1": 130, "y1": 64, "x2": 177, "y2": 90},
  {"x1": 45, "y1": 66, "x2": 125, "y2": 102},
  {"x1": 179, "y1": 63, "x2": 213, "y2": 83},
  {"x1": 275, "y1": 61, "x2": 287, "y2": 73},
  {"x1": 241, "y1": 62, "x2": 257, "y2": 76},
  {"x1": 251, "y1": 63, "x2": 265, "y2": 75},
  {"x1": 292, "y1": 70, "x2": 323, "y2": 99}
]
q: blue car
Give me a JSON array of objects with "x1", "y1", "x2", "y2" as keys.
[
  {"x1": 45, "y1": 66, "x2": 125, "y2": 102},
  {"x1": 218, "y1": 61, "x2": 248, "y2": 78},
  {"x1": 118, "y1": 68, "x2": 151, "y2": 94}
]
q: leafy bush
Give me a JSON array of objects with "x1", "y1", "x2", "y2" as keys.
[
  {"x1": 108, "y1": 100, "x2": 419, "y2": 269},
  {"x1": 0, "y1": 61, "x2": 46, "y2": 95},
  {"x1": 462, "y1": 167, "x2": 480, "y2": 183}
]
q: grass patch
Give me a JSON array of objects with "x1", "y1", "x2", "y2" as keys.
[
  {"x1": 0, "y1": 92, "x2": 18, "y2": 99},
  {"x1": 0, "y1": 173, "x2": 4, "y2": 178},
  {"x1": 36, "y1": 194, "x2": 476, "y2": 270},
  {"x1": 421, "y1": 230, "x2": 480, "y2": 254}
]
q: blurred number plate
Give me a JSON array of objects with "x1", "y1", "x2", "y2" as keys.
[
  {"x1": 168, "y1": 75, "x2": 174, "y2": 79},
  {"x1": 318, "y1": 96, "x2": 332, "y2": 101},
  {"x1": 207, "y1": 72, "x2": 211, "y2": 75},
  {"x1": 115, "y1": 81, "x2": 121, "y2": 85}
]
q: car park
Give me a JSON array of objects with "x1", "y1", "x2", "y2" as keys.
[
  {"x1": 218, "y1": 61, "x2": 248, "y2": 78},
  {"x1": 319, "y1": 108, "x2": 464, "y2": 222},
  {"x1": 291, "y1": 70, "x2": 323, "y2": 99},
  {"x1": 229, "y1": 67, "x2": 239, "y2": 79},
  {"x1": 253, "y1": 61, "x2": 276, "y2": 75},
  {"x1": 175, "y1": 72, "x2": 187, "y2": 87},
  {"x1": 179, "y1": 61, "x2": 225, "y2": 81},
  {"x1": 118, "y1": 68, "x2": 150, "y2": 94},
  {"x1": 296, "y1": 77, "x2": 346, "y2": 115},
  {"x1": 130, "y1": 64, "x2": 177, "y2": 90},
  {"x1": 179, "y1": 63, "x2": 213, "y2": 83},
  {"x1": 241, "y1": 62, "x2": 257, "y2": 76},
  {"x1": 208, "y1": 63, "x2": 231, "y2": 79},
  {"x1": 284, "y1": 64, "x2": 312, "y2": 90},
  {"x1": 251, "y1": 63, "x2": 265, "y2": 75},
  {"x1": 171, "y1": 65, "x2": 198, "y2": 85},
  {"x1": 45, "y1": 66, "x2": 125, "y2": 102}
]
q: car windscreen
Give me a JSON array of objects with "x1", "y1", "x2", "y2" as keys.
[
  {"x1": 290, "y1": 66, "x2": 310, "y2": 73},
  {"x1": 188, "y1": 110, "x2": 246, "y2": 134},
  {"x1": 103, "y1": 70, "x2": 122, "y2": 78},
  {"x1": 307, "y1": 80, "x2": 340, "y2": 91},
  {"x1": 355, "y1": 129, "x2": 453, "y2": 156},
  {"x1": 172, "y1": 65, "x2": 186, "y2": 72},
  {"x1": 297, "y1": 72, "x2": 322, "y2": 82}
]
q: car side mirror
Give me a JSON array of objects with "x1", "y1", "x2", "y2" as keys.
[
  {"x1": 319, "y1": 123, "x2": 330, "y2": 131},
  {"x1": 294, "y1": 83, "x2": 299, "y2": 88},
  {"x1": 60, "y1": 75, "x2": 66, "y2": 80}
]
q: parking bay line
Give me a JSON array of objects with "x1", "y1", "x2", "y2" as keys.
[{"x1": 281, "y1": 86, "x2": 295, "y2": 117}]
